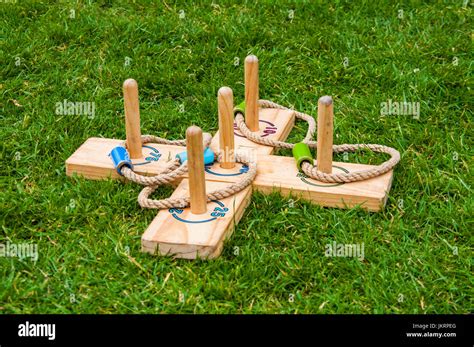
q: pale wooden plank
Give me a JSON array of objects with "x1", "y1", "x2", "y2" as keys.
[
  {"x1": 65, "y1": 137, "x2": 185, "y2": 180},
  {"x1": 66, "y1": 137, "x2": 254, "y2": 184},
  {"x1": 141, "y1": 179, "x2": 252, "y2": 259},
  {"x1": 188, "y1": 155, "x2": 394, "y2": 212},
  {"x1": 65, "y1": 137, "x2": 255, "y2": 184},
  {"x1": 252, "y1": 155, "x2": 394, "y2": 212},
  {"x1": 66, "y1": 138, "x2": 394, "y2": 212}
]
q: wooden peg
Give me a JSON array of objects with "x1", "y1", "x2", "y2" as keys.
[
  {"x1": 186, "y1": 126, "x2": 207, "y2": 214},
  {"x1": 123, "y1": 79, "x2": 142, "y2": 159},
  {"x1": 218, "y1": 87, "x2": 235, "y2": 169},
  {"x1": 245, "y1": 55, "x2": 259, "y2": 132},
  {"x1": 317, "y1": 96, "x2": 334, "y2": 173}
]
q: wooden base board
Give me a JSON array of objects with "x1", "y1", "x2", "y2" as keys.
[
  {"x1": 253, "y1": 155, "x2": 394, "y2": 212},
  {"x1": 141, "y1": 179, "x2": 252, "y2": 259},
  {"x1": 66, "y1": 106, "x2": 295, "y2": 181},
  {"x1": 185, "y1": 155, "x2": 394, "y2": 211},
  {"x1": 66, "y1": 138, "x2": 394, "y2": 211},
  {"x1": 210, "y1": 107, "x2": 295, "y2": 156},
  {"x1": 65, "y1": 137, "x2": 185, "y2": 180},
  {"x1": 66, "y1": 137, "x2": 255, "y2": 184}
]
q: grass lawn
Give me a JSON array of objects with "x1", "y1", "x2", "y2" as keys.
[{"x1": 0, "y1": 0, "x2": 472, "y2": 314}]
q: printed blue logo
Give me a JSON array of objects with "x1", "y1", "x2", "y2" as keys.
[
  {"x1": 134, "y1": 145, "x2": 162, "y2": 166},
  {"x1": 169, "y1": 200, "x2": 229, "y2": 224},
  {"x1": 204, "y1": 164, "x2": 249, "y2": 177}
]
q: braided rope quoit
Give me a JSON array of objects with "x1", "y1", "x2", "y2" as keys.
[
  {"x1": 301, "y1": 144, "x2": 400, "y2": 183},
  {"x1": 236, "y1": 99, "x2": 401, "y2": 183},
  {"x1": 234, "y1": 99, "x2": 316, "y2": 150},
  {"x1": 117, "y1": 133, "x2": 256, "y2": 210},
  {"x1": 137, "y1": 150, "x2": 257, "y2": 209},
  {"x1": 121, "y1": 159, "x2": 185, "y2": 186},
  {"x1": 120, "y1": 133, "x2": 212, "y2": 186}
]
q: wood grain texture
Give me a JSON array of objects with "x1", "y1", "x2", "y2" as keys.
[
  {"x1": 65, "y1": 137, "x2": 185, "y2": 181},
  {"x1": 186, "y1": 126, "x2": 207, "y2": 214},
  {"x1": 218, "y1": 87, "x2": 235, "y2": 169},
  {"x1": 67, "y1": 106, "x2": 295, "y2": 181},
  {"x1": 123, "y1": 79, "x2": 142, "y2": 159},
  {"x1": 141, "y1": 179, "x2": 252, "y2": 259},
  {"x1": 65, "y1": 137, "x2": 394, "y2": 212},
  {"x1": 245, "y1": 55, "x2": 259, "y2": 132},
  {"x1": 252, "y1": 155, "x2": 393, "y2": 211},
  {"x1": 317, "y1": 95, "x2": 333, "y2": 173},
  {"x1": 65, "y1": 137, "x2": 246, "y2": 183}
]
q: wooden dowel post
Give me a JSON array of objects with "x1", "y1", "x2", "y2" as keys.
[
  {"x1": 317, "y1": 96, "x2": 334, "y2": 173},
  {"x1": 218, "y1": 87, "x2": 235, "y2": 169},
  {"x1": 186, "y1": 126, "x2": 207, "y2": 214},
  {"x1": 245, "y1": 55, "x2": 259, "y2": 132},
  {"x1": 123, "y1": 79, "x2": 142, "y2": 159}
]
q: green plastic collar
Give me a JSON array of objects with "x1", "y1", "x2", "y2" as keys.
[
  {"x1": 292, "y1": 142, "x2": 313, "y2": 171},
  {"x1": 233, "y1": 101, "x2": 246, "y2": 116}
]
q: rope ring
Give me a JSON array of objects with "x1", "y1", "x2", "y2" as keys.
[
  {"x1": 119, "y1": 134, "x2": 256, "y2": 210},
  {"x1": 301, "y1": 144, "x2": 401, "y2": 183},
  {"x1": 136, "y1": 151, "x2": 257, "y2": 210},
  {"x1": 236, "y1": 100, "x2": 400, "y2": 183},
  {"x1": 116, "y1": 99, "x2": 400, "y2": 208},
  {"x1": 120, "y1": 133, "x2": 212, "y2": 186},
  {"x1": 234, "y1": 99, "x2": 316, "y2": 150}
]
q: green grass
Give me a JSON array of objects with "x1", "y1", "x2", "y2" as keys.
[{"x1": 0, "y1": 0, "x2": 472, "y2": 314}]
